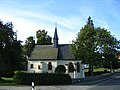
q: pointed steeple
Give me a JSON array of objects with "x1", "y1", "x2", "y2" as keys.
[{"x1": 53, "y1": 22, "x2": 59, "y2": 48}]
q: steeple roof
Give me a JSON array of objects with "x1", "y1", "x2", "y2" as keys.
[
  {"x1": 53, "y1": 22, "x2": 58, "y2": 39},
  {"x1": 53, "y1": 22, "x2": 59, "y2": 48}
]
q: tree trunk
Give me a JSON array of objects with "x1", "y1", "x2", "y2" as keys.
[
  {"x1": 89, "y1": 64, "x2": 93, "y2": 76},
  {"x1": 109, "y1": 62, "x2": 112, "y2": 73}
]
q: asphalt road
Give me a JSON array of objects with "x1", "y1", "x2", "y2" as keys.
[
  {"x1": 87, "y1": 72, "x2": 120, "y2": 90},
  {"x1": 0, "y1": 73, "x2": 120, "y2": 90},
  {"x1": 0, "y1": 85, "x2": 94, "y2": 90}
]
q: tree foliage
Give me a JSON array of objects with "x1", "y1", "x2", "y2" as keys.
[
  {"x1": 0, "y1": 20, "x2": 22, "y2": 76},
  {"x1": 23, "y1": 30, "x2": 52, "y2": 57},
  {"x1": 36, "y1": 29, "x2": 52, "y2": 45},
  {"x1": 71, "y1": 17, "x2": 120, "y2": 75},
  {"x1": 72, "y1": 17, "x2": 95, "y2": 64},
  {"x1": 24, "y1": 36, "x2": 35, "y2": 57},
  {"x1": 95, "y1": 27, "x2": 120, "y2": 70}
]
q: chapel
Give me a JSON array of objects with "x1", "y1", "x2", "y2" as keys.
[{"x1": 27, "y1": 24, "x2": 85, "y2": 78}]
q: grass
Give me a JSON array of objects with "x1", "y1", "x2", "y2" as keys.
[
  {"x1": 84, "y1": 68, "x2": 110, "y2": 72},
  {"x1": 0, "y1": 77, "x2": 17, "y2": 86},
  {"x1": 93, "y1": 68, "x2": 110, "y2": 72},
  {"x1": 84, "y1": 68, "x2": 112, "y2": 77}
]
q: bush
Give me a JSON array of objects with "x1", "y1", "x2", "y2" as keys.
[
  {"x1": 13, "y1": 71, "x2": 72, "y2": 85},
  {"x1": 55, "y1": 65, "x2": 66, "y2": 74}
]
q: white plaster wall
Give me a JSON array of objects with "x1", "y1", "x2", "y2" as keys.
[
  {"x1": 28, "y1": 60, "x2": 57, "y2": 73},
  {"x1": 69, "y1": 73, "x2": 74, "y2": 78},
  {"x1": 57, "y1": 60, "x2": 84, "y2": 78},
  {"x1": 28, "y1": 60, "x2": 42, "y2": 73},
  {"x1": 41, "y1": 60, "x2": 57, "y2": 73},
  {"x1": 80, "y1": 64, "x2": 85, "y2": 78},
  {"x1": 28, "y1": 60, "x2": 84, "y2": 78}
]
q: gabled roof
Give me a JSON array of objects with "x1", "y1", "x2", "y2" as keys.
[
  {"x1": 28, "y1": 45, "x2": 58, "y2": 60},
  {"x1": 58, "y1": 44, "x2": 75, "y2": 60},
  {"x1": 27, "y1": 44, "x2": 75, "y2": 60},
  {"x1": 53, "y1": 28, "x2": 58, "y2": 40}
]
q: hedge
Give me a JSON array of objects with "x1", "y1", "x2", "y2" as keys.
[{"x1": 13, "y1": 71, "x2": 72, "y2": 85}]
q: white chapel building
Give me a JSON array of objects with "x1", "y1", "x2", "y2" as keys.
[{"x1": 27, "y1": 25, "x2": 85, "y2": 78}]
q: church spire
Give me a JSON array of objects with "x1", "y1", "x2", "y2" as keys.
[{"x1": 53, "y1": 22, "x2": 59, "y2": 48}]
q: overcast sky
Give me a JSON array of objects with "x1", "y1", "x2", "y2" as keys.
[{"x1": 0, "y1": 0, "x2": 120, "y2": 44}]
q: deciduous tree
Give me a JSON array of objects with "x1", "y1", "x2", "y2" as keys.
[
  {"x1": 71, "y1": 17, "x2": 120, "y2": 75},
  {"x1": 0, "y1": 20, "x2": 22, "y2": 76},
  {"x1": 24, "y1": 36, "x2": 35, "y2": 57},
  {"x1": 36, "y1": 29, "x2": 52, "y2": 45}
]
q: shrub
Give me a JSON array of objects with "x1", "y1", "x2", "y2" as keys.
[
  {"x1": 55, "y1": 65, "x2": 66, "y2": 74},
  {"x1": 13, "y1": 71, "x2": 72, "y2": 85}
]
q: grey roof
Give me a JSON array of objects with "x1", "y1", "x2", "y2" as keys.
[
  {"x1": 28, "y1": 45, "x2": 58, "y2": 60},
  {"x1": 28, "y1": 44, "x2": 75, "y2": 60},
  {"x1": 53, "y1": 28, "x2": 58, "y2": 40},
  {"x1": 58, "y1": 44, "x2": 74, "y2": 60}
]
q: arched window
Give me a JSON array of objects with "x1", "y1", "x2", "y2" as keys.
[
  {"x1": 38, "y1": 65, "x2": 41, "y2": 69},
  {"x1": 48, "y1": 62, "x2": 52, "y2": 70},
  {"x1": 68, "y1": 62, "x2": 74, "y2": 72},
  {"x1": 30, "y1": 64, "x2": 33, "y2": 68},
  {"x1": 76, "y1": 62, "x2": 80, "y2": 72}
]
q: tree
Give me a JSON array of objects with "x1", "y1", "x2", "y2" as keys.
[
  {"x1": 72, "y1": 17, "x2": 95, "y2": 76},
  {"x1": 24, "y1": 36, "x2": 35, "y2": 57},
  {"x1": 36, "y1": 29, "x2": 52, "y2": 45},
  {"x1": 95, "y1": 27, "x2": 120, "y2": 72},
  {"x1": 71, "y1": 16, "x2": 120, "y2": 76},
  {"x1": 0, "y1": 20, "x2": 22, "y2": 76}
]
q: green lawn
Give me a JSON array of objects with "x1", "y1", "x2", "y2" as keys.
[
  {"x1": 0, "y1": 77, "x2": 17, "y2": 86},
  {"x1": 84, "y1": 68, "x2": 110, "y2": 72},
  {"x1": 84, "y1": 68, "x2": 112, "y2": 76},
  {"x1": 93, "y1": 68, "x2": 110, "y2": 72}
]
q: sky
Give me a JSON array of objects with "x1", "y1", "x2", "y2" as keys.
[{"x1": 0, "y1": 0, "x2": 120, "y2": 44}]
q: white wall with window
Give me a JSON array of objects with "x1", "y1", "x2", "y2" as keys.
[
  {"x1": 28, "y1": 60, "x2": 57, "y2": 73},
  {"x1": 27, "y1": 60, "x2": 84, "y2": 78},
  {"x1": 57, "y1": 60, "x2": 84, "y2": 78}
]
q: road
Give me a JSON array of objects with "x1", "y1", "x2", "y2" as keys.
[
  {"x1": 0, "y1": 73, "x2": 120, "y2": 90},
  {"x1": 0, "y1": 85, "x2": 94, "y2": 90},
  {"x1": 87, "y1": 72, "x2": 120, "y2": 90}
]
